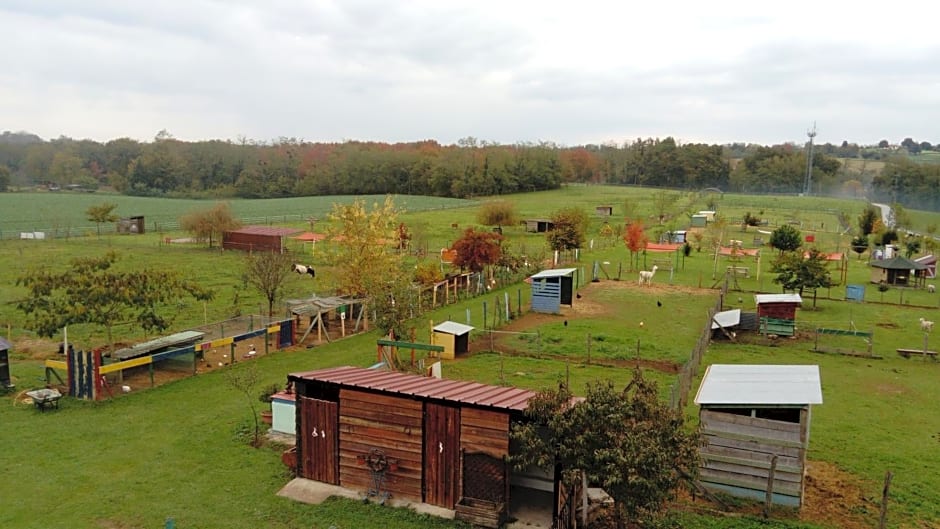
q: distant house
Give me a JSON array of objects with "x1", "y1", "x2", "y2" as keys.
[{"x1": 522, "y1": 219, "x2": 554, "y2": 233}]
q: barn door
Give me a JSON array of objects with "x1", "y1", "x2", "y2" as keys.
[
  {"x1": 424, "y1": 402, "x2": 460, "y2": 507},
  {"x1": 300, "y1": 396, "x2": 339, "y2": 484}
]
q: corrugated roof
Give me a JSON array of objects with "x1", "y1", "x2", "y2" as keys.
[
  {"x1": 711, "y1": 309, "x2": 741, "y2": 329},
  {"x1": 112, "y1": 330, "x2": 205, "y2": 361},
  {"x1": 694, "y1": 364, "x2": 822, "y2": 406},
  {"x1": 755, "y1": 293, "x2": 802, "y2": 305},
  {"x1": 290, "y1": 366, "x2": 536, "y2": 411},
  {"x1": 226, "y1": 226, "x2": 301, "y2": 236},
  {"x1": 433, "y1": 321, "x2": 474, "y2": 336},
  {"x1": 530, "y1": 268, "x2": 578, "y2": 279}
]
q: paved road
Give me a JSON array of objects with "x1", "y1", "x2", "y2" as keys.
[{"x1": 871, "y1": 202, "x2": 893, "y2": 228}]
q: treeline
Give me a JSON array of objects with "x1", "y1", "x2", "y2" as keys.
[{"x1": 1, "y1": 131, "x2": 939, "y2": 208}]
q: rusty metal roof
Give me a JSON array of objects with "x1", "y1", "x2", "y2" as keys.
[
  {"x1": 289, "y1": 366, "x2": 536, "y2": 411},
  {"x1": 225, "y1": 225, "x2": 301, "y2": 236}
]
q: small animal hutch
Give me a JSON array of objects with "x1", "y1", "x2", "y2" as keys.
[
  {"x1": 287, "y1": 366, "x2": 549, "y2": 527},
  {"x1": 431, "y1": 321, "x2": 474, "y2": 359},
  {"x1": 695, "y1": 364, "x2": 823, "y2": 507},
  {"x1": 529, "y1": 268, "x2": 577, "y2": 314},
  {"x1": 755, "y1": 293, "x2": 802, "y2": 336},
  {"x1": 116, "y1": 216, "x2": 145, "y2": 234},
  {"x1": 0, "y1": 337, "x2": 13, "y2": 390},
  {"x1": 522, "y1": 218, "x2": 555, "y2": 233},
  {"x1": 595, "y1": 205, "x2": 613, "y2": 217},
  {"x1": 870, "y1": 256, "x2": 927, "y2": 287},
  {"x1": 222, "y1": 226, "x2": 300, "y2": 253}
]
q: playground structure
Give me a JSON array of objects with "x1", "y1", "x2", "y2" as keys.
[{"x1": 44, "y1": 317, "x2": 294, "y2": 400}]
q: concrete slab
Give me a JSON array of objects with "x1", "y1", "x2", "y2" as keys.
[{"x1": 277, "y1": 478, "x2": 455, "y2": 520}]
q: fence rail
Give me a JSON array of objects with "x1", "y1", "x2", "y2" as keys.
[{"x1": 670, "y1": 276, "x2": 727, "y2": 410}]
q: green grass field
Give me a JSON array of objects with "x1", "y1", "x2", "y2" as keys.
[{"x1": 3, "y1": 186, "x2": 940, "y2": 528}]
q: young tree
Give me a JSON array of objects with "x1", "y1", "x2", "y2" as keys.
[
  {"x1": 326, "y1": 196, "x2": 404, "y2": 298},
  {"x1": 851, "y1": 233, "x2": 869, "y2": 260},
  {"x1": 623, "y1": 219, "x2": 648, "y2": 271},
  {"x1": 769, "y1": 224, "x2": 802, "y2": 253},
  {"x1": 242, "y1": 250, "x2": 295, "y2": 317},
  {"x1": 476, "y1": 199, "x2": 518, "y2": 230},
  {"x1": 858, "y1": 205, "x2": 879, "y2": 236},
  {"x1": 179, "y1": 202, "x2": 242, "y2": 248},
  {"x1": 86, "y1": 202, "x2": 120, "y2": 237},
  {"x1": 223, "y1": 362, "x2": 263, "y2": 447},
  {"x1": 547, "y1": 207, "x2": 589, "y2": 252},
  {"x1": 511, "y1": 370, "x2": 700, "y2": 529},
  {"x1": 451, "y1": 227, "x2": 503, "y2": 273},
  {"x1": 771, "y1": 248, "x2": 834, "y2": 307},
  {"x1": 16, "y1": 251, "x2": 213, "y2": 351}
]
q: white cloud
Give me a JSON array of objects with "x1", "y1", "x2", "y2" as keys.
[{"x1": 2, "y1": 0, "x2": 939, "y2": 146}]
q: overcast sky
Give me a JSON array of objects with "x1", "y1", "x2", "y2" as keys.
[{"x1": 2, "y1": 1, "x2": 938, "y2": 147}]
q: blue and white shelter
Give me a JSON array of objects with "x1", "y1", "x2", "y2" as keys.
[{"x1": 529, "y1": 268, "x2": 577, "y2": 314}]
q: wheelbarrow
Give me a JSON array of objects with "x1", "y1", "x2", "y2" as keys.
[{"x1": 25, "y1": 388, "x2": 62, "y2": 412}]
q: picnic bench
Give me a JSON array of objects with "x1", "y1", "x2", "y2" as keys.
[
  {"x1": 25, "y1": 388, "x2": 62, "y2": 412},
  {"x1": 897, "y1": 348, "x2": 938, "y2": 360}
]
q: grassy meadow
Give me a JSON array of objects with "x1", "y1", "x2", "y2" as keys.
[{"x1": 3, "y1": 186, "x2": 940, "y2": 528}]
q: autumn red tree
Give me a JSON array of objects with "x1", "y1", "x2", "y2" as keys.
[
  {"x1": 623, "y1": 219, "x2": 649, "y2": 270},
  {"x1": 451, "y1": 227, "x2": 503, "y2": 273}
]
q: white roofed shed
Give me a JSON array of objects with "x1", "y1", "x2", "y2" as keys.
[{"x1": 695, "y1": 364, "x2": 822, "y2": 508}]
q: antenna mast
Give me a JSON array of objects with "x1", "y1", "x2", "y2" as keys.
[{"x1": 803, "y1": 122, "x2": 817, "y2": 195}]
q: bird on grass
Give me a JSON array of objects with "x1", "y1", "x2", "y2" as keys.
[
  {"x1": 563, "y1": 320, "x2": 568, "y2": 327},
  {"x1": 656, "y1": 300, "x2": 662, "y2": 307},
  {"x1": 576, "y1": 292, "x2": 582, "y2": 299}
]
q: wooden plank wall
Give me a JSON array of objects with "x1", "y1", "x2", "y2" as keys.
[
  {"x1": 699, "y1": 409, "x2": 806, "y2": 504},
  {"x1": 338, "y1": 389, "x2": 424, "y2": 501},
  {"x1": 460, "y1": 408, "x2": 509, "y2": 457},
  {"x1": 460, "y1": 408, "x2": 510, "y2": 505}
]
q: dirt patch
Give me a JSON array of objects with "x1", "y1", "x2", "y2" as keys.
[{"x1": 800, "y1": 460, "x2": 879, "y2": 529}]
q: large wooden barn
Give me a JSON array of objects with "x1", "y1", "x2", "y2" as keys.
[
  {"x1": 287, "y1": 366, "x2": 560, "y2": 526},
  {"x1": 222, "y1": 226, "x2": 300, "y2": 253},
  {"x1": 695, "y1": 364, "x2": 823, "y2": 507}
]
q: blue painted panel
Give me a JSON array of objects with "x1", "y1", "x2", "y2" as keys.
[
  {"x1": 531, "y1": 281, "x2": 562, "y2": 313},
  {"x1": 701, "y1": 481, "x2": 800, "y2": 507}
]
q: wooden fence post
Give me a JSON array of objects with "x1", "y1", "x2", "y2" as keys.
[
  {"x1": 879, "y1": 470, "x2": 893, "y2": 529},
  {"x1": 763, "y1": 455, "x2": 778, "y2": 518}
]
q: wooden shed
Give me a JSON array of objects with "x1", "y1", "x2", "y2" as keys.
[
  {"x1": 522, "y1": 219, "x2": 555, "y2": 233},
  {"x1": 117, "y1": 216, "x2": 145, "y2": 234},
  {"x1": 222, "y1": 226, "x2": 300, "y2": 253},
  {"x1": 755, "y1": 294, "x2": 802, "y2": 321},
  {"x1": 870, "y1": 256, "x2": 927, "y2": 286},
  {"x1": 695, "y1": 364, "x2": 823, "y2": 507},
  {"x1": 529, "y1": 268, "x2": 577, "y2": 314},
  {"x1": 287, "y1": 366, "x2": 542, "y2": 524},
  {"x1": 595, "y1": 205, "x2": 613, "y2": 217},
  {"x1": 431, "y1": 321, "x2": 474, "y2": 359},
  {"x1": 915, "y1": 254, "x2": 937, "y2": 279}
]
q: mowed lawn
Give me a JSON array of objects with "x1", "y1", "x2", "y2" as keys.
[{"x1": 4, "y1": 187, "x2": 940, "y2": 528}]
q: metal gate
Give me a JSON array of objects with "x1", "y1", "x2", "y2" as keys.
[{"x1": 300, "y1": 396, "x2": 338, "y2": 484}]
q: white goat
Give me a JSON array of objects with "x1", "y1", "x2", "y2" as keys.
[
  {"x1": 928, "y1": 284, "x2": 936, "y2": 294},
  {"x1": 920, "y1": 317, "x2": 934, "y2": 332},
  {"x1": 638, "y1": 265, "x2": 659, "y2": 286}
]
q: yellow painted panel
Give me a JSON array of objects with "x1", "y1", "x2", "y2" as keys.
[
  {"x1": 100, "y1": 356, "x2": 152, "y2": 374},
  {"x1": 45, "y1": 360, "x2": 67, "y2": 370},
  {"x1": 266, "y1": 325, "x2": 280, "y2": 334}
]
